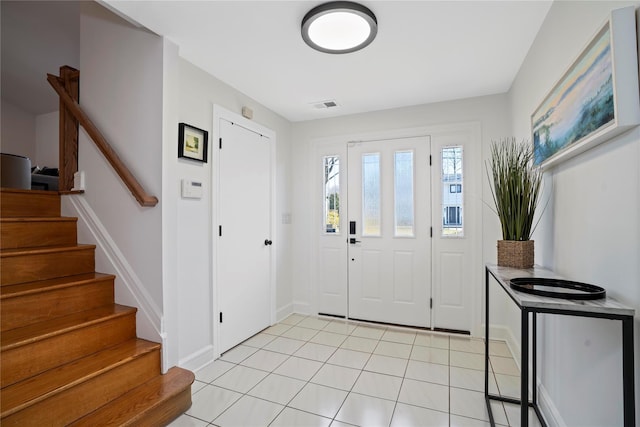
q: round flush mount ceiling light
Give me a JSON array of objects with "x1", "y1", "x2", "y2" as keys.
[{"x1": 301, "y1": 1, "x2": 377, "y2": 54}]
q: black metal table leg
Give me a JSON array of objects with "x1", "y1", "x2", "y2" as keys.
[
  {"x1": 622, "y1": 317, "x2": 635, "y2": 427},
  {"x1": 485, "y1": 267, "x2": 495, "y2": 426},
  {"x1": 521, "y1": 309, "x2": 529, "y2": 427}
]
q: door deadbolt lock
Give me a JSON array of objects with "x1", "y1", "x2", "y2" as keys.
[{"x1": 264, "y1": 239, "x2": 273, "y2": 246}]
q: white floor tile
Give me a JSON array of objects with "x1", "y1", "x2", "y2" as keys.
[
  {"x1": 242, "y1": 332, "x2": 277, "y2": 349},
  {"x1": 298, "y1": 317, "x2": 331, "y2": 330},
  {"x1": 311, "y1": 363, "x2": 361, "y2": 390},
  {"x1": 212, "y1": 365, "x2": 268, "y2": 393},
  {"x1": 213, "y1": 395, "x2": 283, "y2": 427},
  {"x1": 503, "y1": 402, "x2": 544, "y2": 427},
  {"x1": 450, "y1": 366, "x2": 499, "y2": 393},
  {"x1": 323, "y1": 321, "x2": 357, "y2": 335},
  {"x1": 288, "y1": 383, "x2": 348, "y2": 419},
  {"x1": 270, "y1": 407, "x2": 332, "y2": 427},
  {"x1": 335, "y1": 392, "x2": 396, "y2": 426},
  {"x1": 405, "y1": 360, "x2": 449, "y2": 385},
  {"x1": 206, "y1": 315, "x2": 526, "y2": 427},
  {"x1": 489, "y1": 340, "x2": 512, "y2": 357},
  {"x1": 398, "y1": 378, "x2": 449, "y2": 412},
  {"x1": 381, "y1": 329, "x2": 416, "y2": 344},
  {"x1": 220, "y1": 344, "x2": 257, "y2": 364},
  {"x1": 186, "y1": 384, "x2": 241, "y2": 422},
  {"x1": 281, "y1": 325, "x2": 320, "y2": 341},
  {"x1": 450, "y1": 350, "x2": 485, "y2": 370},
  {"x1": 450, "y1": 336, "x2": 485, "y2": 354},
  {"x1": 351, "y1": 371, "x2": 402, "y2": 401},
  {"x1": 167, "y1": 414, "x2": 210, "y2": 427},
  {"x1": 264, "y1": 323, "x2": 293, "y2": 336},
  {"x1": 195, "y1": 359, "x2": 236, "y2": 383},
  {"x1": 374, "y1": 340, "x2": 412, "y2": 358},
  {"x1": 414, "y1": 332, "x2": 450, "y2": 349},
  {"x1": 247, "y1": 373, "x2": 306, "y2": 405},
  {"x1": 390, "y1": 402, "x2": 449, "y2": 427},
  {"x1": 340, "y1": 336, "x2": 378, "y2": 353},
  {"x1": 294, "y1": 342, "x2": 337, "y2": 362},
  {"x1": 410, "y1": 345, "x2": 449, "y2": 365},
  {"x1": 364, "y1": 354, "x2": 408, "y2": 377},
  {"x1": 495, "y1": 373, "x2": 524, "y2": 398},
  {"x1": 190, "y1": 380, "x2": 207, "y2": 396},
  {"x1": 240, "y1": 349, "x2": 288, "y2": 372},
  {"x1": 330, "y1": 420, "x2": 357, "y2": 427},
  {"x1": 280, "y1": 313, "x2": 307, "y2": 325},
  {"x1": 263, "y1": 336, "x2": 306, "y2": 355},
  {"x1": 273, "y1": 356, "x2": 323, "y2": 381},
  {"x1": 450, "y1": 387, "x2": 509, "y2": 425},
  {"x1": 310, "y1": 331, "x2": 348, "y2": 347},
  {"x1": 327, "y1": 348, "x2": 371, "y2": 370},
  {"x1": 491, "y1": 355, "x2": 520, "y2": 375},
  {"x1": 264, "y1": 323, "x2": 294, "y2": 336},
  {"x1": 351, "y1": 325, "x2": 385, "y2": 339},
  {"x1": 450, "y1": 414, "x2": 493, "y2": 426}
]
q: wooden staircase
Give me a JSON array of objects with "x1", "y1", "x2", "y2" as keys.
[{"x1": 0, "y1": 188, "x2": 194, "y2": 426}]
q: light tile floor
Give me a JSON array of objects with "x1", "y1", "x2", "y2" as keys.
[{"x1": 169, "y1": 314, "x2": 543, "y2": 427}]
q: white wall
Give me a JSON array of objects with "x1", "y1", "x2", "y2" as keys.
[
  {"x1": 508, "y1": 1, "x2": 640, "y2": 425},
  {"x1": 290, "y1": 94, "x2": 512, "y2": 330},
  {"x1": 1, "y1": 99, "x2": 36, "y2": 160},
  {"x1": 35, "y1": 111, "x2": 59, "y2": 167},
  {"x1": 72, "y1": 1, "x2": 164, "y2": 345},
  {"x1": 168, "y1": 57, "x2": 293, "y2": 370}
]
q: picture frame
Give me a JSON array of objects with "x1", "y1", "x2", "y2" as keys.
[
  {"x1": 178, "y1": 123, "x2": 208, "y2": 163},
  {"x1": 531, "y1": 7, "x2": 640, "y2": 169}
]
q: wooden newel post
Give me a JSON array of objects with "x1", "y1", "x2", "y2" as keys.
[{"x1": 58, "y1": 66, "x2": 80, "y2": 192}]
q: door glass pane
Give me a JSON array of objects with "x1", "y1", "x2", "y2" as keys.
[
  {"x1": 442, "y1": 146, "x2": 463, "y2": 237},
  {"x1": 323, "y1": 156, "x2": 340, "y2": 234},
  {"x1": 394, "y1": 150, "x2": 414, "y2": 237},
  {"x1": 362, "y1": 153, "x2": 381, "y2": 236}
]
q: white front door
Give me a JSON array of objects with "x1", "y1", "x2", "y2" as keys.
[
  {"x1": 217, "y1": 118, "x2": 272, "y2": 353},
  {"x1": 347, "y1": 137, "x2": 432, "y2": 327}
]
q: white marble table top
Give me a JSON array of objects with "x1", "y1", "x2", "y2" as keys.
[{"x1": 486, "y1": 263, "x2": 635, "y2": 317}]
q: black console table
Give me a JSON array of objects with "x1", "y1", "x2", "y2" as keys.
[{"x1": 484, "y1": 264, "x2": 635, "y2": 427}]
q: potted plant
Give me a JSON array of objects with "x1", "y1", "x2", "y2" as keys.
[{"x1": 487, "y1": 138, "x2": 543, "y2": 269}]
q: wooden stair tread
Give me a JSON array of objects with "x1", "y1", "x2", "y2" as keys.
[
  {"x1": 0, "y1": 273, "x2": 115, "y2": 299},
  {"x1": 70, "y1": 367, "x2": 195, "y2": 427},
  {"x1": 0, "y1": 244, "x2": 95, "y2": 258},
  {"x1": 1, "y1": 339, "x2": 160, "y2": 417},
  {"x1": 1, "y1": 304, "x2": 136, "y2": 350},
  {"x1": 0, "y1": 217, "x2": 77, "y2": 223}
]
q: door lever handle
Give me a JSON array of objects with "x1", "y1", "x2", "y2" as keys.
[
  {"x1": 349, "y1": 238, "x2": 361, "y2": 244},
  {"x1": 264, "y1": 239, "x2": 273, "y2": 246}
]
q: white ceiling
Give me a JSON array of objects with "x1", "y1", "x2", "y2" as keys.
[
  {"x1": 1, "y1": 1, "x2": 553, "y2": 121},
  {"x1": 104, "y1": 0, "x2": 553, "y2": 122}
]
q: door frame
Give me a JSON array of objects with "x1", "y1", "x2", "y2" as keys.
[
  {"x1": 212, "y1": 105, "x2": 276, "y2": 359},
  {"x1": 311, "y1": 122, "x2": 482, "y2": 333}
]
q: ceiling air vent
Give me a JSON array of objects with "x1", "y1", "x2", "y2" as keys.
[{"x1": 311, "y1": 100, "x2": 340, "y2": 109}]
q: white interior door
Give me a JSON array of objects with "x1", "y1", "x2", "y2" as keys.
[
  {"x1": 218, "y1": 118, "x2": 272, "y2": 353},
  {"x1": 347, "y1": 137, "x2": 432, "y2": 327}
]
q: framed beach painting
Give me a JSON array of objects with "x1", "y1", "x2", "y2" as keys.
[{"x1": 531, "y1": 7, "x2": 640, "y2": 169}]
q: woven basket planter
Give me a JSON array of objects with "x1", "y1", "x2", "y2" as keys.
[{"x1": 497, "y1": 240, "x2": 534, "y2": 269}]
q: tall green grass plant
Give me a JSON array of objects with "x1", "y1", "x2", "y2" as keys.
[{"x1": 487, "y1": 138, "x2": 543, "y2": 241}]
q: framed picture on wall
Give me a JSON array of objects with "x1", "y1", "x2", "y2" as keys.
[
  {"x1": 178, "y1": 123, "x2": 208, "y2": 163},
  {"x1": 531, "y1": 6, "x2": 640, "y2": 169}
]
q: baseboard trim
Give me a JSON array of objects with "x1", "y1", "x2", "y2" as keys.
[
  {"x1": 179, "y1": 345, "x2": 215, "y2": 373},
  {"x1": 276, "y1": 303, "x2": 294, "y2": 322},
  {"x1": 293, "y1": 301, "x2": 312, "y2": 315},
  {"x1": 538, "y1": 383, "x2": 567, "y2": 427}
]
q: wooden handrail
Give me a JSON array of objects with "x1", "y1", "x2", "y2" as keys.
[{"x1": 47, "y1": 73, "x2": 158, "y2": 207}]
